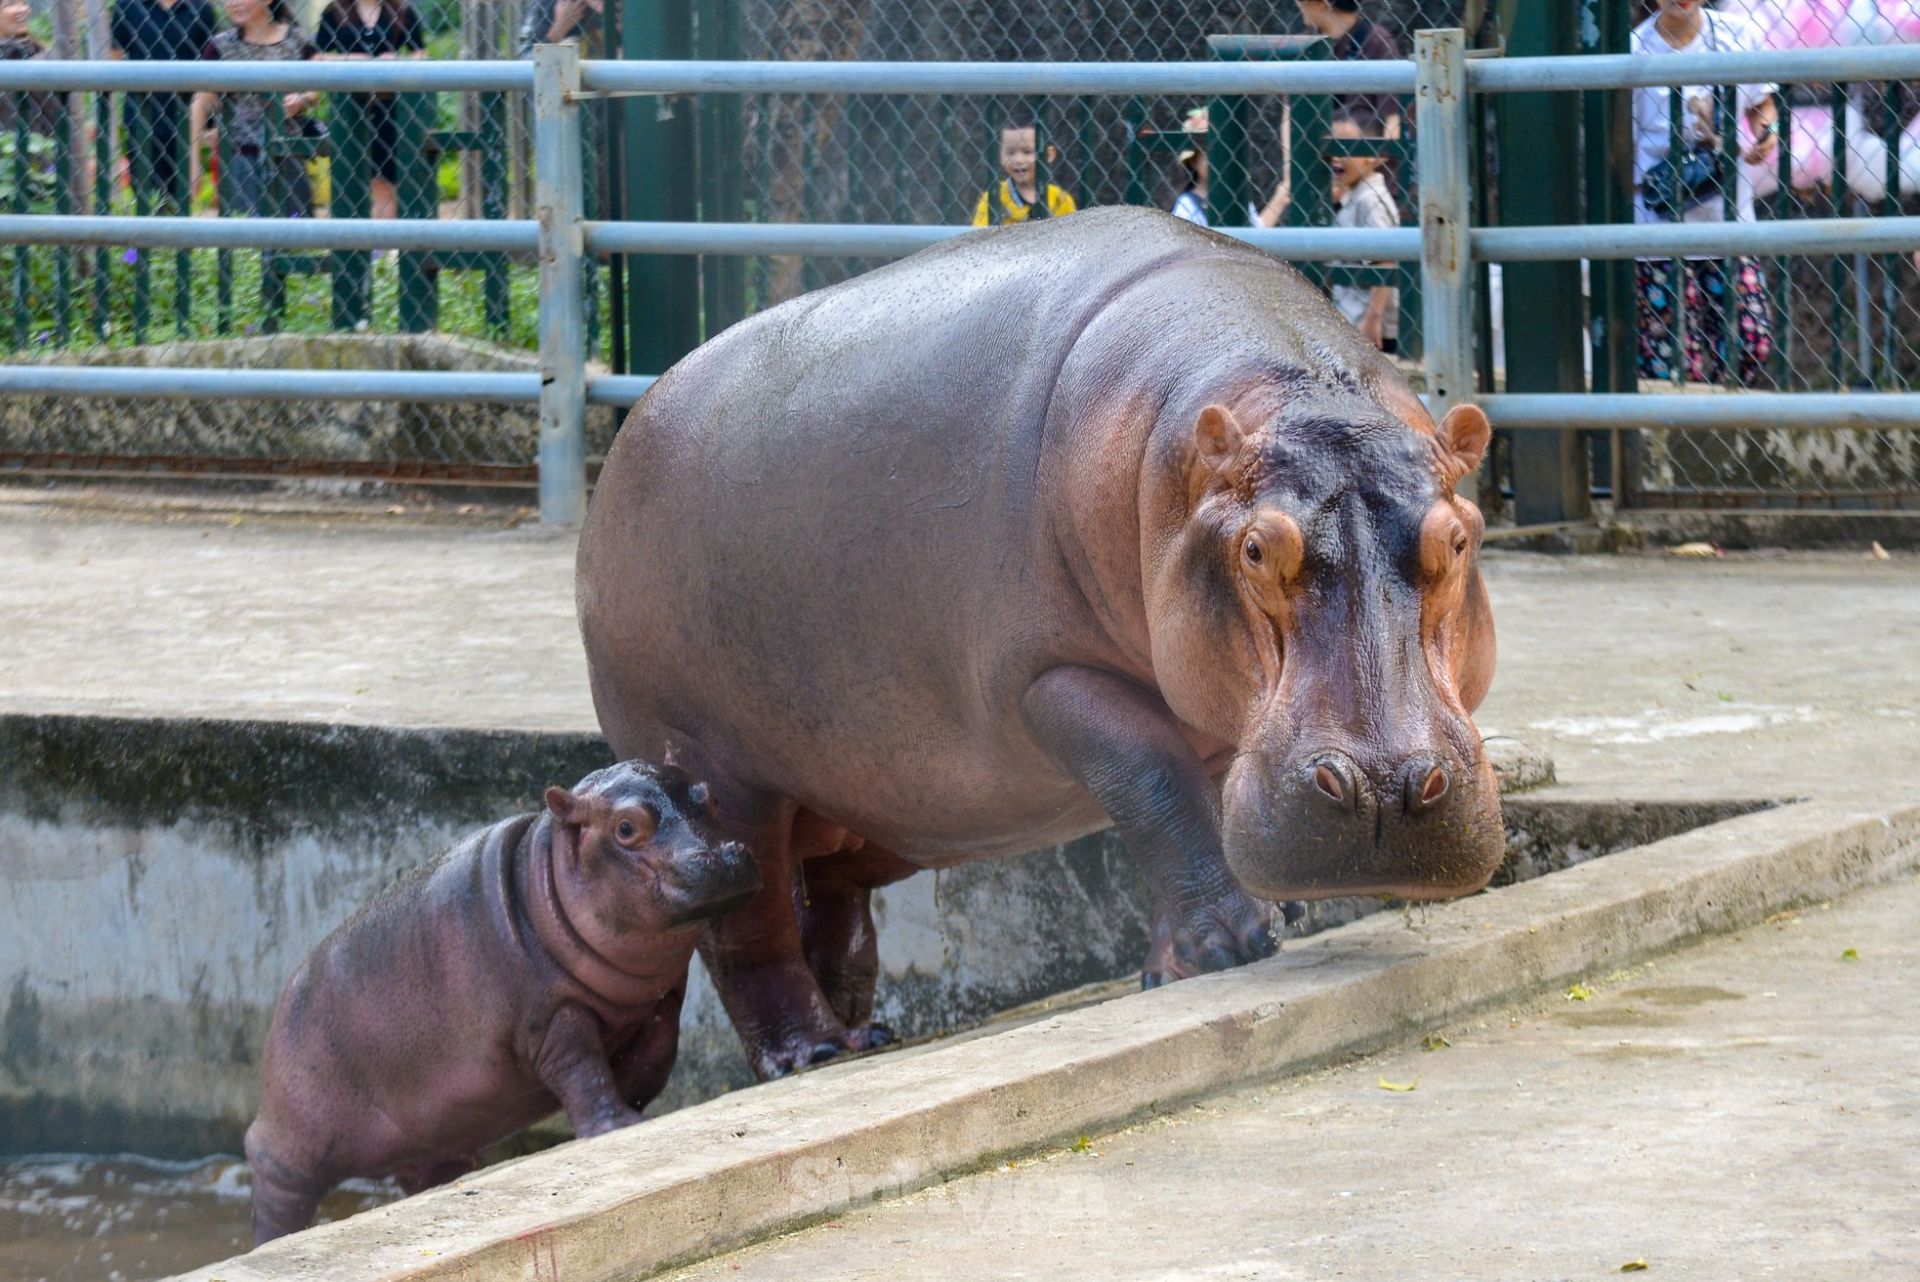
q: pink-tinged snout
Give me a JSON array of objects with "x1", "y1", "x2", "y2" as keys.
[{"x1": 1222, "y1": 733, "x2": 1504, "y2": 903}]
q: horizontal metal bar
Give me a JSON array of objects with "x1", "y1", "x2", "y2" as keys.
[
  {"x1": 1473, "y1": 45, "x2": 1920, "y2": 93},
  {"x1": 587, "y1": 375, "x2": 658, "y2": 407},
  {"x1": 1474, "y1": 216, "x2": 1920, "y2": 261},
  {"x1": 583, "y1": 221, "x2": 1420, "y2": 262},
  {"x1": 0, "y1": 450, "x2": 541, "y2": 487},
  {"x1": 0, "y1": 366, "x2": 540, "y2": 403},
  {"x1": 578, "y1": 58, "x2": 1415, "y2": 97},
  {"x1": 1481, "y1": 393, "x2": 1920, "y2": 431},
  {"x1": 0, "y1": 215, "x2": 538, "y2": 253},
  {"x1": 0, "y1": 58, "x2": 530, "y2": 93}
]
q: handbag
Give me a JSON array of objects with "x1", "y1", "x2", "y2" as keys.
[
  {"x1": 1639, "y1": 10, "x2": 1730, "y2": 219},
  {"x1": 1641, "y1": 143, "x2": 1723, "y2": 217}
]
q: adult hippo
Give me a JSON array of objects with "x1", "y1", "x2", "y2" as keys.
[{"x1": 577, "y1": 206, "x2": 1500, "y2": 1078}]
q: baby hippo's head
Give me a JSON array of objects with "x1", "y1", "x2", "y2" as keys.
[{"x1": 545, "y1": 761, "x2": 761, "y2": 928}]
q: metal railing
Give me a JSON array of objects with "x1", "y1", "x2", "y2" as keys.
[{"x1": 4, "y1": 37, "x2": 1920, "y2": 520}]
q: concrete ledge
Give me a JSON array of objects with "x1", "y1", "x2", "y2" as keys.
[{"x1": 174, "y1": 799, "x2": 1920, "y2": 1282}]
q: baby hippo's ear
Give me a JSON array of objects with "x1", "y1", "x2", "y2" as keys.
[{"x1": 544, "y1": 786, "x2": 581, "y2": 823}]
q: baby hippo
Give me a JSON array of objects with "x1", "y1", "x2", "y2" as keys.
[{"x1": 244, "y1": 761, "x2": 759, "y2": 1245}]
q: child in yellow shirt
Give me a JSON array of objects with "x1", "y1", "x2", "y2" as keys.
[{"x1": 971, "y1": 118, "x2": 1077, "y2": 225}]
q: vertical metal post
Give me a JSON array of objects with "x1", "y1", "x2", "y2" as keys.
[
  {"x1": 534, "y1": 43, "x2": 587, "y2": 526},
  {"x1": 1415, "y1": 28, "x2": 1476, "y2": 502}
]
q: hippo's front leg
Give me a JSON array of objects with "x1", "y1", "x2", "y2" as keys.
[
  {"x1": 1022, "y1": 665, "x2": 1277, "y2": 986},
  {"x1": 533, "y1": 1004, "x2": 644, "y2": 1139}
]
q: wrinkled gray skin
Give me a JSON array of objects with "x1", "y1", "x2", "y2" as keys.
[
  {"x1": 578, "y1": 207, "x2": 1502, "y2": 1081},
  {"x1": 244, "y1": 761, "x2": 759, "y2": 1245}
]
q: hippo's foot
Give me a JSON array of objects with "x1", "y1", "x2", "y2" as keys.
[
  {"x1": 712, "y1": 956, "x2": 858, "y2": 1079},
  {"x1": 1140, "y1": 888, "x2": 1279, "y2": 988},
  {"x1": 570, "y1": 1104, "x2": 645, "y2": 1141},
  {"x1": 245, "y1": 1140, "x2": 326, "y2": 1246},
  {"x1": 848, "y1": 1021, "x2": 896, "y2": 1051}
]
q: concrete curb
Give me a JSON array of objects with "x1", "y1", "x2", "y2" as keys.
[{"x1": 176, "y1": 799, "x2": 1920, "y2": 1282}]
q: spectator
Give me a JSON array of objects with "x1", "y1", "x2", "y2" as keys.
[
  {"x1": 188, "y1": 0, "x2": 318, "y2": 217},
  {"x1": 972, "y1": 116, "x2": 1076, "y2": 225},
  {"x1": 0, "y1": 0, "x2": 38, "y2": 58},
  {"x1": 1328, "y1": 107, "x2": 1399, "y2": 352},
  {"x1": 111, "y1": 0, "x2": 217, "y2": 212},
  {"x1": 0, "y1": 0, "x2": 62, "y2": 138},
  {"x1": 1293, "y1": 0, "x2": 1403, "y2": 138},
  {"x1": 518, "y1": 0, "x2": 601, "y2": 58},
  {"x1": 1169, "y1": 106, "x2": 1291, "y2": 228},
  {"x1": 315, "y1": 0, "x2": 427, "y2": 222},
  {"x1": 1631, "y1": 0, "x2": 1779, "y2": 386}
]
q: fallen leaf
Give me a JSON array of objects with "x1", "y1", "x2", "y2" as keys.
[
  {"x1": 1620, "y1": 1259, "x2": 1649, "y2": 1272},
  {"x1": 1868, "y1": 541, "x2": 1891, "y2": 561},
  {"x1": 1566, "y1": 983, "x2": 1595, "y2": 1001},
  {"x1": 1763, "y1": 910, "x2": 1799, "y2": 927},
  {"x1": 1668, "y1": 541, "x2": 1721, "y2": 558},
  {"x1": 1070, "y1": 1134, "x2": 1093, "y2": 1153},
  {"x1": 1378, "y1": 1076, "x2": 1419, "y2": 1092},
  {"x1": 1841, "y1": 948, "x2": 1860, "y2": 962},
  {"x1": 1421, "y1": 1034, "x2": 1452, "y2": 1052}
]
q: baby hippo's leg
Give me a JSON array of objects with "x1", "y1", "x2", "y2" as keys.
[
  {"x1": 535, "y1": 1003, "x2": 644, "y2": 1140},
  {"x1": 245, "y1": 1124, "x2": 327, "y2": 1246},
  {"x1": 607, "y1": 984, "x2": 684, "y2": 1114}
]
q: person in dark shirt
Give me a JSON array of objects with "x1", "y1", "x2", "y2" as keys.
[
  {"x1": 111, "y1": 0, "x2": 217, "y2": 211},
  {"x1": 314, "y1": 0, "x2": 426, "y2": 221},
  {"x1": 1294, "y1": 0, "x2": 1404, "y2": 138},
  {"x1": 188, "y1": 0, "x2": 317, "y2": 217}
]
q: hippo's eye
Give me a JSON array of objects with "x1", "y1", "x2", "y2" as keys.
[
  {"x1": 1452, "y1": 532, "x2": 1469, "y2": 556},
  {"x1": 1244, "y1": 536, "x2": 1264, "y2": 566},
  {"x1": 615, "y1": 820, "x2": 638, "y2": 844}
]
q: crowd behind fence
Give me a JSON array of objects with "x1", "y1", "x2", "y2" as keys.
[{"x1": 3, "y1": 31, "x2": 1920, "y2": 521}]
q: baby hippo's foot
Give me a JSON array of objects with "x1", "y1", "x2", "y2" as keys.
[
  {"x1": 571, "y1": 1102, "x2": 644, "y2": 1141},
  {"x1": 1141, "y1": 887, "x2": 1279, "y2": 989}
]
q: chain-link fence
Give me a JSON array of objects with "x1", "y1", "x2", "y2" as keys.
[
  {"x1": 721, "y1": 1, "x2": 1447, "y2": 356},
  {"x1": 0, "y1": 0, "x2": 609, "y2": 485},
  {"x1": 5, "y1": 0, "x2": 1920, "y2": 510},
  {"x1": 1606, "y1": 0, "x2": 1920, "y2": 508}
]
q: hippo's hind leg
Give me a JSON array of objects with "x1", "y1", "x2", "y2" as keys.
[
  {"x1": 696, "y1": 786, "x2": 858, "y2": 1079},
  {"x1": 244, "y1": 1123, "x2": 328, "y2": 1246},
  {"x1": 1023, "y1": 666, "x2": 1278, "y2": 987},
  {"x1": 797, "y1": 839, "x2": 917, "y2": 1049}
]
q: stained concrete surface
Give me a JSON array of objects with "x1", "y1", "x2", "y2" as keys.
[
  {"x1": 2, "y1": 496, "x2": 1918, "y2": 1279},
  {"x1": 662, "y1": 869, "x2": 1920, "y2": 1282},
  {"x1": 2, "y1": 494, "x2": 1915, "y2": 804}
]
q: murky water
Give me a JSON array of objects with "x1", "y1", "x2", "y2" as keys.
[{"x1": 0, "y1": 1154, "x2": 397, "y2": 1281}]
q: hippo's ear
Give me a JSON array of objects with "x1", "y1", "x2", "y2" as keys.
[
  {"x1": 1194, "y1": 404, "x2": 1248, "y2": 476},
  {"x1": 1435, "y1": 404, "x2": 1491, "y2": 486},
  {"x1": 544, "y1": 786, "x2": 579, "y2": 823}
]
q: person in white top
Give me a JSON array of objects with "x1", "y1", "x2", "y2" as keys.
[
  {"x1": 1329, "y1": 107, "x2": 1400, "y2": 351},
  {"x1": 1168, "y1": 106, "x2": 1292, "y2": 229},
  {"x1": 1630, "y1": 0, "x2": 1781, "y2": 386}
]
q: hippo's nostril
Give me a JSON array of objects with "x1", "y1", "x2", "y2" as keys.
[
  {"x1": 1308, "y1": 757, "x2": 1357, "y2": 813},
  {"x1": 1404, "y1": 760, "x2": 1451, "y2": 815}
]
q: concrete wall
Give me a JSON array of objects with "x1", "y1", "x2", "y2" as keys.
[{"x1": 0, "y1": 712, "x2": 1754, "y2": 1160}]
